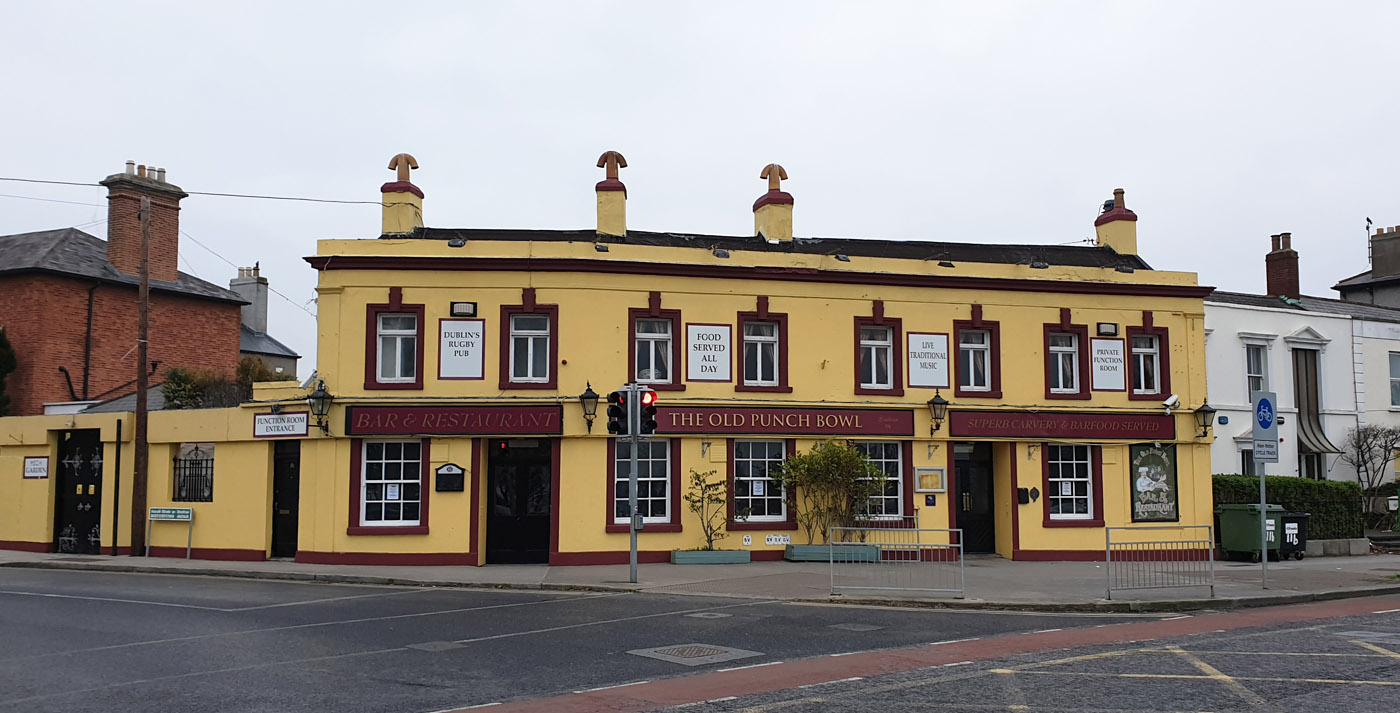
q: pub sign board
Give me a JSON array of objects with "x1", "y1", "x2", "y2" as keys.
[
  {"x1": 346, "y1": 406, "x2": 563, "y2": 436},
  {"x1": 1130, "y1": 443, "x2": 1179, "y2": 522},
  {"x1": 949, "y1": 411, "x2": 1174, "y2": 440},
  {"x1": 254, "y1": 412, "x2": 309, "y2": 438},
  {"x1": 656, "y1": 406, "x2": 913, "y2": 436}
]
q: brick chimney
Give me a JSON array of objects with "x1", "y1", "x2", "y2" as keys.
[
  {"x1": 100, "y1": 161, "x2": 187, "y2": 283},
  {"x1": 595, "y1": 150, "x2": 627, "y2": 237},
  {"x1": 753, "y1": 163, "x2": 794, "y2": 242},
  {"x1": 1370, "y1": 225, "x2": 1400, "y2": 279},
  {"x1": 382, "y1": 153, "x2": 424, "y2": 235},
  {"x1": 1265, "y1": 232, "x2": 1300, "y2": 299},
  {"x1": 1093, "y1": 188, "x2": 1138, "y2": 255},
  {"x1": 229, "y1": 264, "x2": 269, "y2": 333}
]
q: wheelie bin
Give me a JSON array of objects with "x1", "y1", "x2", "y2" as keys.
[
  {"x1": 1215, "y1": 503, "x2": 1283, "y2": 562},
  {"x1": 1279, "y1": 512, "x2": 1309, "y2": 560}
]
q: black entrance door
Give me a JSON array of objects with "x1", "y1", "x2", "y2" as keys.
[
  {"x1": 486, "y1": 439, "x2": 552, "y2": 564},
  {"x1": 55, "y1": 429, "x2": 103, "y2": 555},
  {"x1": 954, "y1": 442, "x2": 995, "y2": 554},
  {"x1": 271, "y1": 440, "x2": 301, "y2": 558}
]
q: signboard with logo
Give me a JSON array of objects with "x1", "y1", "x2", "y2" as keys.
[
  {"x1": 1129, "y1": 443, "x2": 1178, "y2": 522},
  {"x1": 655, "y1": 406, "x2": 913, "y2": 436},
  {"x1": 345, "y1": 406, "x2": 562, "y2": 436},
  {"x1": 254, "y1": 412, "x2": 309, "y2": 438},
  {"x1": 439, "y1": 318, "x2": 485, "y2": 380},
  {"x1": 686, "y1": 323, "x2": 731, "y2": 382},
  {"x1": 22, "y1": 456, "x2": 49, "y2": 479},
  {"x1": 906, "y1": 332, "x2": 950, "y2": 388},
  {"x1": 1251, "y1": 390, "x2": 1279, "y2": 463},
  {"x1": 1090, "y1": 338, "x2": 1126, "y2": 391}
]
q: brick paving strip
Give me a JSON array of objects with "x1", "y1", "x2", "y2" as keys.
[{"x1": 449, "y1": 593, "x2": 1400, "y2": 713}]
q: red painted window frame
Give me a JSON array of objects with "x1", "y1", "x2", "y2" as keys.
[
  {"x1": 604, "y1": 438, "x2": 683, "y2": 533},
  {"x1": 364, "y1": 302, "x2": 426, "y2": 391},
  {"x1": 736, "y1": 310, "x2": 793, "y2": 393},
  {"x1": 1126, "y1": 312, "x2": 1171, "y2": 400},
  {"x1": 726, "y1": 437, "x2": 798, "y2": 531},
  {"x1": 854, "y1": 316, "x2": 904, "y2": 397},
  {"x1": 953, "y1": 312, "x2": 1002, "y2": 399},
  {"x1": 852, "y1": 440, "x2": 916, "y2": 520},
  {"x1": 1044, "y1": 316, "x2": 1091, "y2": 401},
  {"x1": 628, "y1": 307, "x2": 686, "y2": 391},
  {"x1": 499, "y1": 302, "x2": 560, "y2": 390},
  {"x1": 348, "y1": 437, "x2": 431, "y2": 535},
  {"x1": 1041, "y1": 443, "x2": 1104, "y2": 528}
]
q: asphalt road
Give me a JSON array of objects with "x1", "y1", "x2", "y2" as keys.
[{"x1": 0, "y1": 568, "x2": 1152, "y2": 713}]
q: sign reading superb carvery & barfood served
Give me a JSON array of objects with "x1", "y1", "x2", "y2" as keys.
[
  {"x1": 345, "y1": 406, "x2": 562, "y2": 435},
  {"x1": 949, "y1": 411, "x2": 1174, "y2": 439},
  {"x1": 655, "y1": 407, "x2": 913, "y2": 436}
]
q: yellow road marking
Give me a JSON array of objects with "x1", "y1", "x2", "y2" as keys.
[
  {"x1": 1006, "y1": 670, "x2": 1400, "y2": 687},
  {"x1": 1167, "y1": 645, "x2": 1266, "y2": 706},
  {"x1": 1352, "y1": 640, "x2": 1400, "y2": 659}
]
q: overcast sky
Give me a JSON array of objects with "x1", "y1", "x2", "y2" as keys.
[{"x1": 3, "y1": 2, "x2": 1396, "y2": 379}]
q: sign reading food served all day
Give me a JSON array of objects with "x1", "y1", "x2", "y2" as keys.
[
  {"x1": 655, "y1": 406, "x2": 914, "y2": 436},
  {"x1": 1090, "y1": 338, "x2": 1126, "y2": 391},
  {"x1": 686, "y1": 323, "x2": 731, "y2": 381},
  {"x1": 906, "y1": 333, "x2": 950, "y2": 388},
  {"x1": 254, "y1": 412, "x2": 309, "y2": 438},
  {"x1": 345, "y1": 406, "x2": 563, "y2": 436},
  {"x1": 439, "y1": 319, "x2": 485, "y2": 380},
  {"x1": 949, "y1": 411, "x2": 1175, "y2": 439}
]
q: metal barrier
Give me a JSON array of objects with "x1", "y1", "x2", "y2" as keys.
[
  {"x1": 1105, "y1": 525, "x2": 1215, "y2": 599},
  {"x1": 829, "y1": 526, "x2": 964, "y2": 597}
]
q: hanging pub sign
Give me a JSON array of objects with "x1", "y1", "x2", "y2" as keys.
[{"x1": 1129, "y1": 443, "x2": 1179, "y2": 522}]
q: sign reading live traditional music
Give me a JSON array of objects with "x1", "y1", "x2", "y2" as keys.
[
  {"x1": 906, "y1": 332, "x2": 949, "y2": 388},
  {"x1": 949, "y1": 411, "x2": 1174, "y2": 439},
  {"x1": 345, "y1": 406, "x2": 562, "y2": 436},
  {"x1": 656, "y1": 407, "x2": 913, "y2": 436}
]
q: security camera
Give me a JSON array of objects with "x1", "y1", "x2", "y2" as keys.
[{"x1": 1162, "y1": 394, "x2": 1180, "y2": 414}]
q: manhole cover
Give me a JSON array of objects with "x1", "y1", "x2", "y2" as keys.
[
  {"x1": 829, "y1": 623, "x2": 884, "y2": 632},
  {"x1": 685, "y1": 612, "x2": 733, "y2": 619},
  {"x1": 53, "y1": 558, "x2": 103, "y2": 563},
  {"x1": 628, "y1": 643, "x2": 763, "y2": 666},
  {"x1": 407, "y1": 641, "x2": 465, "y2": 652}
]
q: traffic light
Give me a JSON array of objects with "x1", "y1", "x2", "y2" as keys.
[
  {"x1": 638, "y1": 389, "x2": 658, "y2": 436},
  {"x1": 606, "y1": 391, "x2": 628, "y2": 435}
]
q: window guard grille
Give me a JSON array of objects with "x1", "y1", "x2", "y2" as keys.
[{"x1": 173, "y1": 445, "x2": 214, "y2": 502}]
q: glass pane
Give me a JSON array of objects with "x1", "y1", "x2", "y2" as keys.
[
  {"x1": 860, "y1": 348, "x2": 874, "y2": 384},
  {"x1": 403, "y1": 442, "x2": 421, "y2": 459},
  {"x1": 736, "y1": 441, "x2": 750, "y2": 459},
  {"x1": 381, "y1": 315, "x2": 415, "y2": 331},
  {"x1": 513, "y1": 315, "x2": 548, "y2": 332},
  {"x1": 384, "y1": 503, "x2": 401, "y2": 521},
  {"x1": 399, "y1": 337, "x2": 415, "y2": 379},
  {"x1": 366, "y1": 442, "x2": 383, "y2": 460},
  {"x1": 366, "y1": 463, "x2": 383, "y2": 481},
  {"x1": 403, "y1": 484, "x2": 420, "y2": 501},
  {"x1": 651, "y1": 342, "x2": 669, "y2": 380},
  {"x1": 745, "y1": 322, "x2": 776, "y2": 338},
  {"x1": 384, "y1": 463, "x2": 402, "y2": 481},
  {"x1": 650, "y1": 481, "x2": 666, "y2": 497},
  {"x1": 513, "y1": 336, "x2": 529, "y2": 376},
  {"x1": 1050, "y1": 334, "x2": 1073, "y2": 348},
  {"x1": 531, "y1": 336, "x2": 548, "y2": 378},
  {"x1": 1391, "y1": 379, "x2": 1400, "y2": 408},
  {"x1": 860, "y1": 327, "x2": 887, "y2": 343},
  {"x1": 402, "y1": 503, "x2": 419, "y2": 521},
  {"x1": 1132, "y1": 336, "x2": 1154, "y2": 350},
  {"x1": 744, "y1": 343, "x2": 759, "y2": 381},
  {"x1": 365, "y1": 503, "x2": 383, "y2": 521},
  {"x1": 1391, "y1": 353, "x2": 1400, "y2": 378},
  {"x1": 874, "y1": 348, "x2": 889, "y2": 384},
  {"x1": 759, "y1": 344, "x2": 775, "y2": 381},
  {"x1": 960, "y1": 330, "x2": 986, "y2": 346},
  {"x1": 385, "y1": 442, "x2": 402, "y2": 460},
  {"x1": 365, "y1": 484, "x2": 382, "y2": 501},
  {"x1": 1142, "y1": 356, "x2": 1156, "y2": 390},
  {"x1": 637, "y1": 319, "x2": 669, "y2": 335},
  {"x1": 380, "y1": 337, "x2": 399, "y2": 378}
]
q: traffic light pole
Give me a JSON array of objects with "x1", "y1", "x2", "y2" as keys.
[{"x1": 627, "y1": 382, "x2": 640, "y2": 584}]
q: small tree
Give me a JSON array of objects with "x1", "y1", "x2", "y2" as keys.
[
  {"x1": 771, "y1": 440, "x2": 885, "y2": 545},
  {"x1": 1340, "y1": 424, "x2": 1400, "y2": 527},
  {"x1": 161, "y1": 366, "x2": 242, "y2": 409},
  {"x1": 0, "y1": 328, "x2": 16, "y2": 416},
  {"x1": 683, "y1": 468, "x2": 730, "y2": 551}
]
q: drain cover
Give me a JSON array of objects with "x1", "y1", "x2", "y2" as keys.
[
  {"x1": 628, "y1": 643, "x2": 762, "y2": 666},
  {"x1": 829, "y1": 623, "x2": 884, "y2": 632}
]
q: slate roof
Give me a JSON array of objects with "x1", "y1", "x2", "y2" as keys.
[
  {"x1": 0, "y1": 227, "x2": 246, "y2": 304},
  {"x1": 411, "y1": 228, "x2": 1153, "y2": 271},
  {"x1": 82, "y1": 385, "x2": 167, "y2": 413},
  {"x1": 241, "y1": 324, "x2": 300, "y2": 359},
  {"x1": 1207, "y1": 290, "x2": 1400, "y2": 324}
]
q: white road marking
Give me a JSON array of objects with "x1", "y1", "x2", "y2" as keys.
[
  {"x1": 574, "y1": 680, "x2": 650, "y2": 693},
  {"x1": 1373, "y1": 608, "x2": 1400, "y2": 614},
  {"x1": 929, "y1": 637, "x2": 980, "y2": 645},
  {"x1": 717, "y1": 661, "x2": 783, "y2": 672},
  {"x1": 451, "y1": 599, "x2": 778, "y2": 645},
  {"x1": 0, "y1": 589, "x2": 223, "y2": 611},
  {"x1": 797, "y1": 676, "x2": 863, "y2": 688},
  {"x1": 1034, "y1": 628, "x2": 1062, "y2": 633}
]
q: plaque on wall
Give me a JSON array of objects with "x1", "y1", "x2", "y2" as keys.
[{"x1": 435, "y1": 463, "x2": 466, "y2": 492}]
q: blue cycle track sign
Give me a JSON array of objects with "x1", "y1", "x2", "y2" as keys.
[{"x1": 1251, "y1": 390, "x2": 1279, "y2": 463}]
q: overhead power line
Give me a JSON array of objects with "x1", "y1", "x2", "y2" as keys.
[{"x1": 0, "y1": 176, "x2": 403, "y2": 206}]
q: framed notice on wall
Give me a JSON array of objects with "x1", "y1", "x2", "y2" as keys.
[
  {"x1": 1090, "y1": 338, "x2": 1126, "y2": 391},
  {"x1": 439, "y1": 319, "x2": 485, "y2": 380},
  {"x1": 1129, "y1": 443, "x2": 1179, "y2": 522},
  {"x1": 23, "y1": 456, "x2": 49, "y2": 479},
  {"x1": 914, "y1": 466, "x2": 946, "y2": 493},
  {"x1": 907, "y1": 333, "x2": 950, "y2": 389},
  {"x1": 686, "y1": 323, "x2": 731, "y2": 382}
]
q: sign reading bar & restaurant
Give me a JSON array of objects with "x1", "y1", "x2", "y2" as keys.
[
  {"x1": 656, "y1": 407, "x2": 913, "y2": 436},
  {"x1": 346, "y1": 406, "x2": 562, "y2": 436},
  {"x1": 949, "y1": 411, "x2": 1174, "y2": 439}
]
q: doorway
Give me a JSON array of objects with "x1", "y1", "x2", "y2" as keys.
[
  {"x1": 271, "y1": 440, "x2": 301, "y2": 558},
  {"x1": 954, "y1": 442, "x2": 996, "y2": 554},
  {"x1": 486, "y1": 439, "x2": 552, "y2": 564},
  {"x1": 55, "y1": 429, "x2": 103, "y2": 555}
]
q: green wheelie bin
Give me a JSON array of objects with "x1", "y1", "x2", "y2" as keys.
[{"x1": 1215, "y1": 503, "x2": 1284, "y2": 562}]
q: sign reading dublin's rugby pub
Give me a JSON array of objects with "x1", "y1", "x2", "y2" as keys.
[{"x1": 1129, "y1": 443, "x2": 1179, "y2": 522}]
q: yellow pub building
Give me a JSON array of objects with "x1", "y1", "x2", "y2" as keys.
[{"x1": 0, "y1": 153, "x2": 1216, "y2": 565}]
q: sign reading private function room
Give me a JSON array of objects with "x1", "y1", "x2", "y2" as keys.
[
  {"x1": 439, "y1": 318, "x2": 485, "y2": 380},
  {"x1": 254, "y1": 412, "x2": 309, "y2": 438},
  {"x1": 686, "y1": 323, "x2": 731, "y2": 382},
  {"x1": 1090, "y1": 338, "x2": 1125, "y2": 391},
  {"x1": 907, "y1": 333, "x2": 949, "y2": 388}
]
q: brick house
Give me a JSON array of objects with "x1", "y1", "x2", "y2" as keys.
[{"x1": 0, "y1": 164, "x2": 244, "y2": 416}]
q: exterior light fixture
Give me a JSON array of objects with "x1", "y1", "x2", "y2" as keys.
[
  {"x1": 938, "y1": 260, "x2": 955, "y2": 268},
  {"x1": 307, "y1": 380, "x2": 334, "y2": 434},
  {"x1": 834, "y1": 254, "x2": 850, "y2": 262},
  {"x1": 578, "y1": 382, "x2": 600, "y2": 433},
  {"x1": 1194, "y1": 402, "x2": 1217, "y2": 438},
  {"x1": 713, "y1": 248, "x2": 730, "y2": 259},
  {"x1": 447, "y1": 238, "x2": 466, "y2": 248},
  {"x1": 1030, "y1": 260, "x2": 1050, "y2": 269},
  {"x1": 927, "y1": 390, "x2": 949, "y2": 435},
  {"x1": 594, "y1": 243, "x2": 609, "y2": 252}
]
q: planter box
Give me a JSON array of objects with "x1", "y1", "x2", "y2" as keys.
[
  {"x1": 785, "y1": 544, "x2": 881, "y2": 562},
  {"x1": 670, "y1": 549, "x2": 751, "y2": 564}
]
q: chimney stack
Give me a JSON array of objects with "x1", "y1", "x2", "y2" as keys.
[
  {"x1": 100, "y1": 161, "x2": 187, "y2": 283},
  {"x1": 1093, "y1": 187, "x2": 1138, "y2": 255},
  {"x1": 1265, "y1": 232, "x2": 1301, "y2": 299},
  {"x1": 382, "y1": 153, "x2": 423, "y2": 235},
  {"x1": 1369, "y1": 224, "x2": 1400, "y2": 279},
  {"x1": 753, "y1": 163, "x2": 794, "y2": 242},
  {"x1": 229, "y1": 264, "x2": 269, "y2": 333},
  {"x1": 595, "y1": 150, "x2": 627, "y2": 237}
]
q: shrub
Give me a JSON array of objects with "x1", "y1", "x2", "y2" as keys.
[
  {"x1": 161, "y1": 367, "x2": 242, "y2": 409},
  {"x1": 771, "y1": 440, "x2": 885, "y2": 545},
  {"x1": 1213, "y1": 474, "x2": 1363, "y2": 540}
]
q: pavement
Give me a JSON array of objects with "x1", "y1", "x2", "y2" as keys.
[{"x1": 2, "y1": 548, "x2": 1398, "y2": 612}]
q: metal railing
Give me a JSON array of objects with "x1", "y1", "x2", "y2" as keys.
[
  {"x1": 829, "y1": 526, "x2": 964, "y2": 597},
  {"x1": 1105, "y1": 525, "x2": 1214, "y2": 599}
]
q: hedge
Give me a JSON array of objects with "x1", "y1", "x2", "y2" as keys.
[{"x1": 1213, "y1": 474, "x2": 1364, "y2": 540}]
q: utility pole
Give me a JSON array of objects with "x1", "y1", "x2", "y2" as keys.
[{"x1": 131, "y1": 197, "x2": 150, "y2": 556}]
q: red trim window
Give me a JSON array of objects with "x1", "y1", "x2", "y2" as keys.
[
  {"x1": 737, "y1": 302, "x2": 792, "y2": 393},
  {"x1": 605, "y1": 438, "x2": 682, "y2": 533},
  {"x1": 953, "y1": 306, "x2": 1002, "y2": 398},
  {"x1": 348, "y1": 438, "x2": 430, "y2": 535},
  {"x1": 854, "y1": 314, "x2": 904, "y2": 396},
  {"x1": 365, "y1": 299, "x2": 425, "y2": 390},
  {"x1": 1044, "y1": 311, "x2": 1091, "y2": 400},
  {"x1": 1126, "y1": 312, "x2": 1171, "y2": 400},
  {"x1": 499, "y1": 292, "x2": 559, "y2": 390},
  {"x1": 1042, "y1": 443, "x2": 1104, "y2": 528},
  {"x1": 853, "y1": 441, "x2": 913, "y2": 518},
  {"x1": 628, "y1": 306, "x2": 685, "y2": 391},
  {"x1": 726, "y1": 438, "x2": 798, "y2": 530}
]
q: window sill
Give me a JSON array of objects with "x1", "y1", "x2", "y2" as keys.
[
  {"x1": 727, "y1": 519, "x2": 798, "y2": 531},
  {"x1": 499, "y1": 380, "x2": 558, "y2": 390},
  {"x1": 953, "y1": 389, "x2": 1002, "y2": 399},
  {"x1": 364, "y1": 381, "x2": 423, "y2": 391},
  {"x1": 1046, "y1": 391, "x2": 1092, "y2": 401},
  {"x1": 735, "y1": 385, "x2": 794, "y2": 393},
  {"x1": 347, "y1": 525, "x2": 429, "y2": 536},
  {"x1": 855, "y1": 386, "x2": 905, "y2": 397},
  {"x1": 1041, "y1": 519, "x2": 1104, "y2": 529},
  {"x1": 1128, "y1": 392, "x2": 1163, "y2": 401},
  {"x1": 640, "y1": 383, "x2": 687, "y2": 392},
  {"x1": 605, "y1": 523, "x2": 682, "y2": 534}
]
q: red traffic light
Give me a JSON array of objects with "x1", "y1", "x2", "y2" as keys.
[{"x1": 639, "y1": 390, "x2": 658, "y2": 407}]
